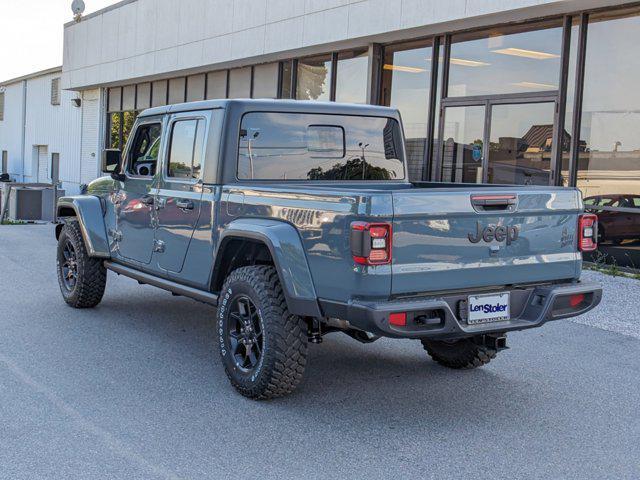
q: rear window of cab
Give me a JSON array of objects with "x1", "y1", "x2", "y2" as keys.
[{"x1": 237, "y1": 112, "x2": 405, "y2": 181}]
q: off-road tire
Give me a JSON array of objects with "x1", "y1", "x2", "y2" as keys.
[
  {"x1": 56, "y1": 220, "x2": 107, "y2": 308},
  {"x1": 217, "y1": 265, "x2": 307, "y2": 400},
  {"x1": 421, "y1": 337, "x2": 497, "y2": 369}
]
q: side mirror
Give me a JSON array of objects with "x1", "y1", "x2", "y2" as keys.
[{"x1": 102, "y1": 149, "x2": 125, "y2": 181}]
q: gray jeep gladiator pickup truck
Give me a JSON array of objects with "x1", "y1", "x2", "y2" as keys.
[{"x1": 55, "y1": 99, "x2": 602, "y2": 399}]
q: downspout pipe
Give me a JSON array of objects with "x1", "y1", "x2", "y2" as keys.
[{"x1": 20, "y1": 79, "x2": 27, "y2": 182}]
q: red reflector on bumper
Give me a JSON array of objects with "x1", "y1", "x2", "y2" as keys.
[
  {"x1": 389, "y1": 312, "x2": 407, "y2": 326},
  {"x1": 569, "y1": 293, "x2": 585, "y2": 308}
]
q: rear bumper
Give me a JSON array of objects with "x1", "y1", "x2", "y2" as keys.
[{"x1": 319, "y1": 281, "x2": 602, "y2": 340}]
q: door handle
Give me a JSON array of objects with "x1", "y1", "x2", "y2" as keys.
[
  {"x1": 140, "y1": 195, "x2": 155, "y2": 206},
  {"x1": 176, "y1": 200, "x2": 194, "y2": 211}
]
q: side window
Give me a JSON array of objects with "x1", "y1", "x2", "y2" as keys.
[
  {"x1": 126, "y1": 123, "x2": 162, "y2": 177},
  {"x1": 167, "y1": 119, "x2": 205, "y2": 180}
]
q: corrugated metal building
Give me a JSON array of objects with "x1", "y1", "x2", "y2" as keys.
[{"x1": 0, "y1": 67, "x2": 87, "y2": 194}]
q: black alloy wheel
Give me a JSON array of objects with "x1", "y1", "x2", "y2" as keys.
[
  {"x1": 225, "y1": 295, "x2": 264, "y2": 372},
  {"x1": 60, "y1": 239, "x2": 78, "y2": 292}
]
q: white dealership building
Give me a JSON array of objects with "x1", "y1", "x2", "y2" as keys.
[{"x1": 0, "y1": 0, "x2": 639, "y2": 263}]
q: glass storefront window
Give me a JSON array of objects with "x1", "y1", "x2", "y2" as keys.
[
  {"x1": 335, "y1": 50, "x2": 368, "y2": 104},
  {"x1": 449, "y1": 23, "x2": 563, "y2": 97},
  {"x1": 577, "y1": 10, "x2": 640, "y2": 252},
  {"x1": 281, "y1": 61, "x2": 292, "y2": 99},
  {"x1": 487, "y1": 102, "x2": 556, "y2": 185},
  {"x1": 296, "y1": 56, "x2": 332, "y2": 101},
  {"x1": 122, "y1": 111, "x2": 137, "y2": 147},
  {"x1": 381, "y1": 41, "x2": 432, "y2": 181},
  {"x1": 107, "y1": 111, "x2": 137, "y2": 151},
  {"x1": 108, "y1": 112, "x2": 120, "y2": 149},
  {"x1": 440, "y1": 105, "x2": 485, "y2": 183}
]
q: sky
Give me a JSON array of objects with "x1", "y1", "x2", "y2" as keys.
[{"x1": 0, "y1": 0, "x2": 119, "y2": 81}]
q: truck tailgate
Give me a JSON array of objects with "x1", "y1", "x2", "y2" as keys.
[{"x1": 391, "y1": 188, "x2": 582, "y2": 295}]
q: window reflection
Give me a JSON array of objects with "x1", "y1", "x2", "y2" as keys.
[
  {"x1": 441, "y1": 105, "x2": 485, "y2": 183},
  {"x1": 127, "y1": 123, "x2": 162, "y2": 177},
  {"x1": 578, "y1": 10, "x2": 640, "y2": 250},
  {"x1": 281, "y1": 60, "x2": 293, "y2": 99},
  {"x1": 296, "y1": 56, "x2": 332, "y2": 101},
  {"x1": 238, "y1": 112, "x2": 405, "y2": 181},
  {"x1": 381, "y1": 41, "x2": 432, "y2": 181},
  {"x1": 488, "y1": 102, "x2": 556, "y2": 185},
  {"x1": 168, "y1": 120, "x2": 198, "y2": 179},
  {"x1": 449, "y1": 24, "x2": 563, "y2": 97},
  {"x1": 335, "y1": 50, "x2": 369, "y2": 104}
]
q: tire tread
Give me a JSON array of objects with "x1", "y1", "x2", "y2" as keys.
[
  {"x1": 421, "y1": 337, "x2": 497, "y2": 370},
  {"x1": 219, "y1": 265, "x2": 307, "y2": 400},
  {"x1": 57, "y1": 220, "x2": 106, "y2": 308}
]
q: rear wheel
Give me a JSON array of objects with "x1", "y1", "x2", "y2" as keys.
[
  {"x1": 421, "y1": 337, "x2": 497, "y2": 369},
  {"x1": 217, "y1": 266, "x2": 307, "y2": 400},
  {"x1": 56, "y1": 220, "x2": 107, "y2": 308}
]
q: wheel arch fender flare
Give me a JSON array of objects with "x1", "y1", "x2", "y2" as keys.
[
  {"x1": 216, "y1": 219, "x2": 322, "y2": 318},
  {"x1": 56, "y1": 196, "x2": 110, "y2": 258}
]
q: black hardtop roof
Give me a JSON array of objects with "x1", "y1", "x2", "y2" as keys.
[{"x1": 138, "y1": 98, "x2": 400, "y2": 119}]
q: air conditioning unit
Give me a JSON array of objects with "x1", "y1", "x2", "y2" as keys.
[{"x1": 9, "y1": 187, "x2": 43, "y2": 221}]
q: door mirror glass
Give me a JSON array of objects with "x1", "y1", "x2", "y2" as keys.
[{"x1": 102, "y1": 149, "x2": 121, "y2": 174}]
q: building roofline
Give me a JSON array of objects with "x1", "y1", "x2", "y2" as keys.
[
  {"x1": 0, "y1": 66, "x2": 63, "y2": 87},
  {"x1": 64, "y1": 0, "x2": 138, "y2": 28}
]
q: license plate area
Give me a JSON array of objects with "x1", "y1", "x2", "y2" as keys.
[{"x1": 467, "y1": 292, "x2": 510, "y2": 325}]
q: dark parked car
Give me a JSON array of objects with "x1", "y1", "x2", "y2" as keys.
[{"x1": 584, "y1": 194, "x2": 640, "y2": 244}]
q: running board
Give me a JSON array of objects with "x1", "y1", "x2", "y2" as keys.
[{"x1": 104, "y1": 261, "x2": 218, "y2": 306}]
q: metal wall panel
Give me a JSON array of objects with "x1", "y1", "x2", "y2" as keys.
[
  {"x1": 80, "y1": 89, "x2": 101, "y2": 185},
  {"x1": 122, "y1": 85, "x2": 136, "y2": 111},
  {"x1": 187, "y1": 74, "x2": 206, "y2": 102},
  {"x1": 152, "y1": 80, "x2": 168, "y2": 107},
  {"x1": 206, "y1": 71, "x2": 227, "y2": 99},
  {"x1": 0, "y1": 82, "x2": 24, "y2": 179},
  {"x1": 168, "y1": 77, "x2": 186, "y2": 104},
  {"x1": 252, "y1": 63, "x2": 279, "y2": 99},
  {"x1": 136, "y1": 82, "x2": 151, "y2": 110},
  {"x1": 19, "y1": 72, "x2": 83, "y2": 191},
  {"x1": 107, "y1": 87, "x2": 121, "y2": 112},
  {"x1": 228, "y1": 67, "x2": 252, "y2": 98}
]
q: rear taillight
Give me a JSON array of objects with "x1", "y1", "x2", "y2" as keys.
[
  {"x1": 350, "y1": 222, "x2": 392, "y2": 265},
  {"x1": 578, "y1": 214, "x2": 598, "y2": 252}
]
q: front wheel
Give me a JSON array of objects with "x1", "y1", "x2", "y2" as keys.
[
  {"x1": 56, "y1": 220, "x2": 107, "y2": 308},
  {"x1": 421, "y1": 336, "x2": 498, "y2": 369},
  {"x1": 217, "y1": 266, "x2": 307, "y2": 400}
]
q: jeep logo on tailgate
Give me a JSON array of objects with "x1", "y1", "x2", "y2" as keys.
[{"x1": 468, "y1": 222, "x2": 519, "y2": 245}]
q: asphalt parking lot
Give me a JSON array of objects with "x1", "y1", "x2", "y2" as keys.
[{"x1": 1, "y1": 224, "x2": 639, "y2": 480}]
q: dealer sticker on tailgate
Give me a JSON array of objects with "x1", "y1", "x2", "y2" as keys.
[{"x1": 467, "y1": 293, "x2": 510, "y2": 324}]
